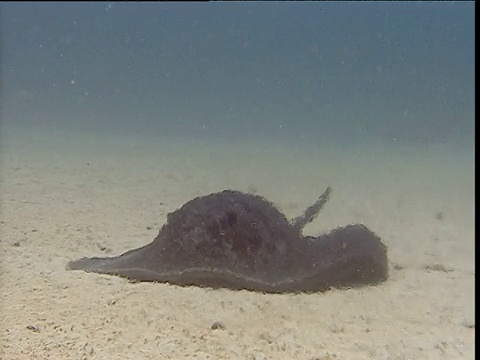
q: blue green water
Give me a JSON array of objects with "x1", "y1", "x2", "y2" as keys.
[{"x1": 1, "y1": 2, "x2": 474, "y2": 146}]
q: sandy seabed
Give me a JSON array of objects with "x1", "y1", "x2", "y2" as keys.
[{"x1": 0, "y1": 126, "x2": 474, "y2": 359}]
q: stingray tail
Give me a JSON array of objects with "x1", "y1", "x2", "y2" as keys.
[{"x1": 290, "y1": 186, "x2": 332, "y2": 232}]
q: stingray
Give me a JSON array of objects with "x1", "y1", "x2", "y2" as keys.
[{"x1": 67, "y1": 187, "x2": 388, "y2": 293}]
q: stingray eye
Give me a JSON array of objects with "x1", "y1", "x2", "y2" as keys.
[
  {"x1": 217, "y1": 212, "x2": 237, "y2": 229},
  {"x1": 225, "y1": 212, "x2": 237, "y2": 226},
  {"x1": 214, "y1": 212, "x2": 238, "y2": 232}
]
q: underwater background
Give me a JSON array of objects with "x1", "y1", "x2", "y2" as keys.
[{"x1": 0, "y1": 2, "x2": 475, "y2": 359}]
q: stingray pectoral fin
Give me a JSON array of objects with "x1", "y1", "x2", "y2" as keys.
[
  {"x1": 299, "y1": 224, "x2": 388, "y2": 291},
  {"x1": 66, "y1": 244, "x2": 162, "y2": 281}
]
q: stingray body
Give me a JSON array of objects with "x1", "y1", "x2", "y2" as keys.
[{"x1": 67, "y1": 187, "x2": 388, "y2": 293}]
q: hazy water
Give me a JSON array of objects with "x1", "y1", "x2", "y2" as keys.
[
  {"x1": 0, "y1": 4, "x2": 475, "y2": 358},
  {"x1": 1, "y1": 2, "x2": 474, "y2": 148}
]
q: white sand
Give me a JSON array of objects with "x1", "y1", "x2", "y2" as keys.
[{"x1": 0, "y1": 126, "x2": 474, "y2": 359}]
